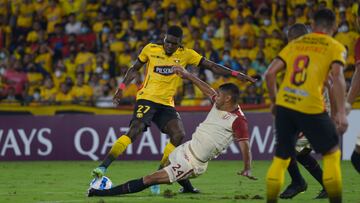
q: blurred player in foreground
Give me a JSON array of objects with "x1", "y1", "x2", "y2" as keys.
[
  {"x1": 348, "y1": 8, "x2": 360, "y2": 174},
  {"x1": 265, "y1": 9, "x2": 348, "y2": 203},
  {"x1": 88, "y1": 66, "x2": 256, "y2": 197},
  {"x1": 279, "y1": 23, "x2": 328, "y2": 199}
]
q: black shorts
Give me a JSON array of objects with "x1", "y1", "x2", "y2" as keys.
[
  {"x1": 274, "y1": 105, "x2": 339, "y2": 158},
  {"x1": 130, "y1": 99, "x2": 181, "y2": 132}
]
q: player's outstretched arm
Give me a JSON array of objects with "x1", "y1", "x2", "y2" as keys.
[
  {"x1": 347, "y1": 63, "x2": 360, "y2": 105},
  {"x1": 237, "y1": 140, "x2": 257, "y2": 180},
  {"x1": 330, "y1": 62, "x2": 348, "y2": 135},
  {"x1": 113, "y1": 59, "x2": 145, "y2": 105},
  {"x1": 199, "y1": 58, "x2": 256, "y2": 83},
  {"x1": 173, "y1": 66, "x2": 217, "y2": 98}
]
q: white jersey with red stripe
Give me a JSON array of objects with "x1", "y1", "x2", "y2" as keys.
[{"x1": 190, "y1": 104, "x2": 249, "y2": 162}]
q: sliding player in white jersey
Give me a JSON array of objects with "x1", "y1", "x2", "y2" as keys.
[{"x1": 88, "y1": 66, "x2": 256, "y2": 197}]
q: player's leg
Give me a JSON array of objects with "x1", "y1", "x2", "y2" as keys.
[
  {"x1": 297, "y1": 148, "x2": 323, "y2": 185},
  {"x1": 351, "y1": 133, "x2": 360, "y2": 173},
  {"x1": 280, "y1": 134, "x2": 310, "y2": 199},
  {"x1": 153, "y1": 108, "x2": 198, "y2": 193},
  {"x1": 299, "y1": 112, "x2": 341, "y2": 203},
  {"x1": 92, "y1": 100, "x2": 157, "y2": 177},
  {"x1": 88, "y1": 169, "x2": 170, "y2": 197},
  {"x1": 159, "y1": 118, "x2": 185, "y2": 167},
  {"x1": 322, "y1": 146, "x2": 342, "y2": 203},
  {"x1": 296, "y1": 148, "x2": 327, "y2": 199},
  {"x1": 266, "y1": 106, "x2": 297, "y2": 203},
  {"x1": 161, "y1": 118, "x2": 198, "y2": 193},
  {"x1": 279, "y1": 156, "x2": 307, "y2": 199},
  {"x1": 89, "y1": 141, "x2": 193, "y2": 197}
]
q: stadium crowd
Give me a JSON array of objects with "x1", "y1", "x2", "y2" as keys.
[{"x1": 0, "y1": 0, "x2": 358, "y2": 107}]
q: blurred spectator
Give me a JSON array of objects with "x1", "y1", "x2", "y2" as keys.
[
  {"x1": 0, "y1": 14, "x2": 11, "y2": 49},
  {"x1": 335, "y1": 21, "x2": 359, "y2": 64},
  {"x1": 251, "y1": 51, "x2": 268, "y2": 75},
  {"x1": 35, "y1": 43, "x2": 54, "y2": 73},
  {"x1": 40, "y1": 77, "x2": 57, "y2": 104},
  {"x1": 2, "y1": 86, "x2": 20, "y2": 104},
  {"x1": 95, "y1": 83, "x2": 114, "y2": 108},
  {"x1": 75, "y1": 43, "x2": 96, "y2": 73},
  {"x1": 219, "y1": 50, "x2": 241, "y2": 71},
  {"x1": 119, "y1": 72, "x2": 142, "y2": 105},
  {"x1": 180, "y1": 83, "x2": 198, "y2": 106},
  {"x1": 71, "y1": 73, "x2": 93, "y2": 104},
  {"x1": 44, "y1": 0, "x2": 63, "y2": 34},
  {"x1": 243, "y1": 84, "x2": 263, "y2": 104},
  {"x1": 55, "y1": 82, "x2": 72, "y2": 104},
  {"x1": 204, "y1": 40, "x2": 220, "y2": 63},
  {"x1": 65, "y1": 13, "x2": 82, "y2": 35},
  {"x1": 3, "y1": 59, "x2": 28, "y2": 100}
]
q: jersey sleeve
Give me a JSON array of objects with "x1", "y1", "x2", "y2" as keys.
[
  {"x1": 232, "y1": 117, "x2": 249, "y2": 142},
  {"x1": 332, "y1": 43, "x2": 347, "y2": 66},
  {"x1": 138, "y1": 43, "x2": 151, "y2": 63},
  {"x1": 355, "y1": 38, "x2": 360, "y2": 65},
  {"x1": 186, "y1": 48, "x2": 203, "y2": 66},
  {"x1": 277, "y1": 43, "x2": 292, "y2": 64}
]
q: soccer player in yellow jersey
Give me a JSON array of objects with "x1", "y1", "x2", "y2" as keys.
[
  {"x1": 279, "y1": 23, "x2": 327, "y2": 199},
  {"x1": 265, "y1": 9, "x2": 348, "y2": 203},
  {"x1": 92, "y1": 25, "x2": 255, "y2": 193}
]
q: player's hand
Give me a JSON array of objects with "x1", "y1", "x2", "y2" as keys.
[
  {"x1": 237, "y1": 169, "x2": 258, "y2": 180},
  {"x1": 235, "y1": 72, "x2": 257, "y2": 83},
  {"x1": 335, "y1": 112, "x2": 348, "y2": 135},
  {"x1": 172, "y1": 65, "x2": 189, "y2": 78},
  {"x1": 113, "y1": 88, "x2": 123, "y2": 105}
]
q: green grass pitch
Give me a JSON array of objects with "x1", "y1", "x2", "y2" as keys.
[{"x1": 0, "y1": 161, "x2": 359, "y2": 203}]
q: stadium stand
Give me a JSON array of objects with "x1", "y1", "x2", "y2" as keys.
[{"x1": 0, "y1": 0, "x2": 359, "y2": 108}]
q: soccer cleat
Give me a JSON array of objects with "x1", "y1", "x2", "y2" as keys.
[
  {"x1": 279, "y1": 182, "x2": 307, "y2": 199},
  {"x1": 314, "y1": 188, "x2": 328, "y2": 199},
  {"x1": 179, "y1": 187, "x2": 200, "y2": 194},
  {"x1": 150, "y1": 184, "x2": 160, "y2": 195},
  {"x1": 92, "y1": 166, "x2": 106, "y2": 178},
  {"x1": 87, "y1": 188, "x2": 95, "y2": 197}
]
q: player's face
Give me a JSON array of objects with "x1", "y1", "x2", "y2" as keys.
[
  {"x1": 215, "y1": 90, "x2": 227, "y2": 109},
  {"x1": 164, "y1": 35, "x2": 181, "y2": 55}
]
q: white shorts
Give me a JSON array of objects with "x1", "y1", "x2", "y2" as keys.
[
  {"x1": 295, "y1": 134, "x2": 311, "y2": 153},
  {"x1": 357, "y1": 132, "x2": 360, "y2": 146},
  {"x1": 164, "y1": 142, "x2": 208, "y2": 183}
]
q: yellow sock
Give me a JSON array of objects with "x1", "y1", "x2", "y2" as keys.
[
  {"x1": 323, "y1": 149, "x2": 342, "y2": 203},
  {"x1": 109, "y1": 135, "x2": 132, "y2": 158},
  {"x1": 266, "y1": 156, "x2": 291, "y2": 202},
  {"x1": 160, "y1": 143, "x2": 176, "y2": 167}
]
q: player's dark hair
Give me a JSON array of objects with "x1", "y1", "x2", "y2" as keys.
[
  {"x1": 313, "y1": 8, "x2": 336, "y2": 30},
  {"x1": 219, "y1": 83, "x2": 240, "y2": 104},
  {"x1": 167, "y1": 25, "x2": 183, "y2": 38},
  {"x1": 287, "y1": 23, "x2": 308, "y2": 41}
]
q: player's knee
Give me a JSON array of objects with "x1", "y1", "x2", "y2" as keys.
[
  {"x1": 169, "y1": 132, "x2": 185, "y2": 146},
  {"x1": 128, "y1": 120, "x2": 146, "y2": 141},
  {"x1": 351, "y1": 150, "x2": 360, "y2": 173}
]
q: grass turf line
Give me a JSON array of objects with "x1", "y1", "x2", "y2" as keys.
[{"x1": 0, "y1": 161, "x2": 359, "y2": 203}]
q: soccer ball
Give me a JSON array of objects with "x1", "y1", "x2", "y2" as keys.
[{"x1": 89, "y1": 176, "x2": 112, "y2": 190}]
